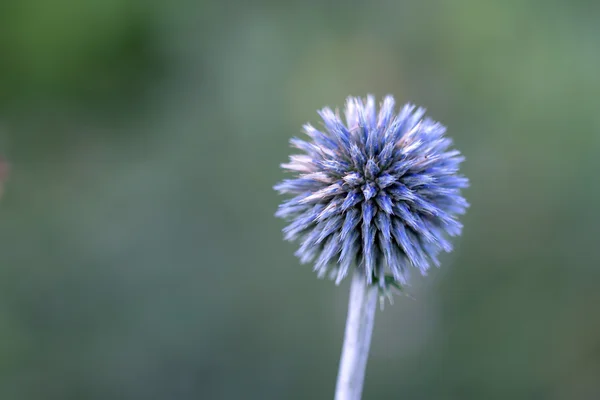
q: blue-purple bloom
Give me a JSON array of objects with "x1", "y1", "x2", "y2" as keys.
[{"x1": 274, "y1": 95, "x2": 469, "y2": 287}]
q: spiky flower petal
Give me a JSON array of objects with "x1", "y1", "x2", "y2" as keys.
[{"x1": 275, "y1": 95, "x2": 469, "y2": 287}]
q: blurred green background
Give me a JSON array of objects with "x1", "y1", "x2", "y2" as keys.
[{"x1": 1, "y1": 0, "x2": 600, "y2": 399}]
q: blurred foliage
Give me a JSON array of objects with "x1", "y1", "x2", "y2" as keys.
[
  {"x1": 0, "y1": 0, "x2": 163, "y2": 107},
  {"x1": 1, "y1": 0, "x2": 600, "y2": 399}
]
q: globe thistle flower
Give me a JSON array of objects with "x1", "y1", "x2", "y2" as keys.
[{"x1": 274, "y1": 95, "x2": 469, "y2": 288}]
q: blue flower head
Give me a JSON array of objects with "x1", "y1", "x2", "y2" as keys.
[{"x1": 274, "y1": 95, "x2": 469, "y2": 288}]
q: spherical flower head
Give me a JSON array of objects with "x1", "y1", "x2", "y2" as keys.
[{"x1": 274, "y1": 95, "x2": 469, "y2": 288}]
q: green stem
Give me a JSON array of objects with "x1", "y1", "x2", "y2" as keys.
[{"x1": 334, "y1": 269, "x2": 378, "y2": 400}]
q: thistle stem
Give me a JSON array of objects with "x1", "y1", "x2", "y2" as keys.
[{"x1": 334, "y1": 269, "x2": 378, "y2": 400}]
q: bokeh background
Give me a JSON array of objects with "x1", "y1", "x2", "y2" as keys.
[{"x1": 1, "y1": 0, "x2": 600, "y2": 399}]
